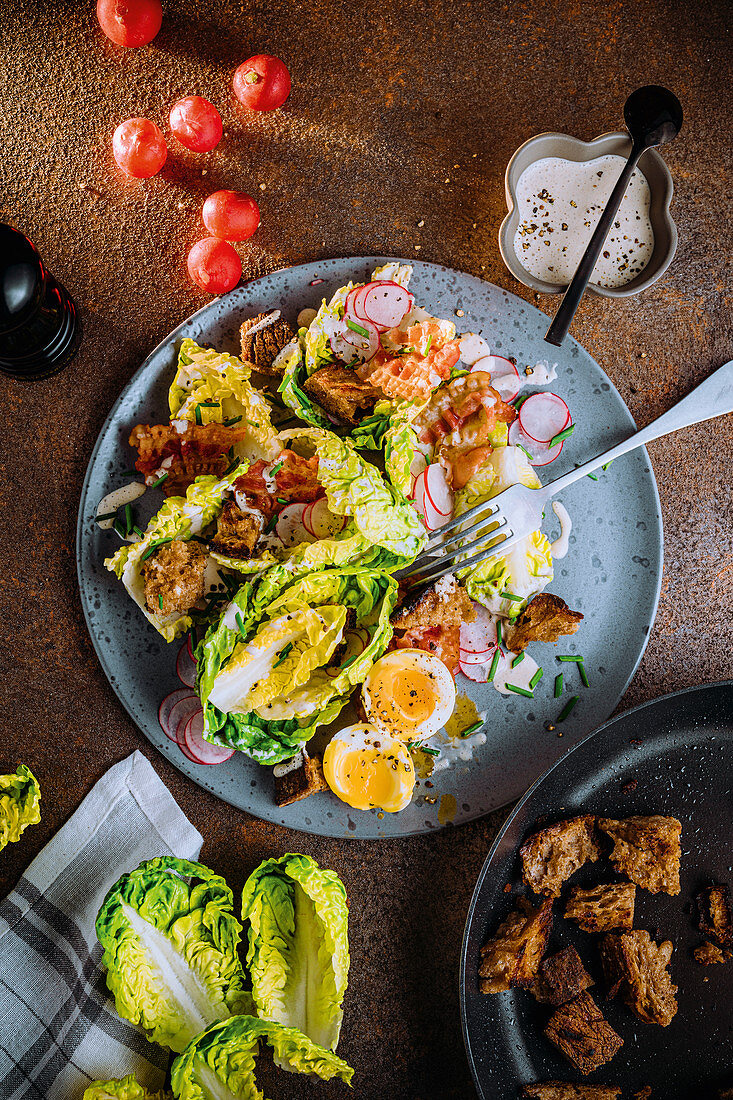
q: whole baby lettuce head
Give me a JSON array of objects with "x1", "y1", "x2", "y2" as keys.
[
  {"x1": 196, "y1": 566, "x2": 398, "y2": 765},
  {"x1": 241, "y1": 854, "x2": 349, "y2": 1056},
  {"x1": 455, "y1": 445, "x2": 553, "y2": 618},
  {"x1": 105, "y1": 463, "x2": 249, "y2": 642},
  {"x1": 96, "y1": 857, "x2": 252, "y2": 1054},
  {"x1": 0, "y1": 764, "x2": 40, "y2": 852},
  {"x1": 169, "y1": 339, "x2": 280, "y2": 462},
  {"x1": 170, "y1": 1015, "x2": 353, "y2": 1099},
  {"x1": 83, "y1": 1076, "x2": 171, "y2": 1100}
]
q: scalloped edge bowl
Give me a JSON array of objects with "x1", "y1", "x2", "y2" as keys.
[{"x1": 499, "y1": 130, "x2": 677, "y2": 299}]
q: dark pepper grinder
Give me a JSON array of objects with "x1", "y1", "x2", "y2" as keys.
[{"x1": 0, "y1": 223, "x2": 81, "y2": 380}]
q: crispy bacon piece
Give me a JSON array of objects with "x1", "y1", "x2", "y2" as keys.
[
  {"x1": 356, "y1": 320, "x2": 462, "y2": 402},
  {"x1": 130, "y1": 422, "x2": 249, "y2": 496},
  {"x1": 389, "y1": 577, "x2": 476, "y2": 674},
  {"x1": 413, "y1": 371, "x2": 517, "y2": 449},
  {"x1": 273, "y1": 451, "x2": 323, "y2": 503}
]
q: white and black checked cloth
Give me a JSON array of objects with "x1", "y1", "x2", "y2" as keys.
[{"x1": 0, "y1": 751, "x2": 203, "y2": 1100}]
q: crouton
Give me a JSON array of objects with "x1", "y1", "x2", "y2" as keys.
[
  {"x1": 532, "y1": 946, "x2": 593, "y2": 1006},
  {"x1": 598, "y1": 816, "x2": 681, "y2": 895},
  {"x1": 210, "y1": 500, "x2": 263, "y2": 559},
  {"x1": 240, "y1": 312, "x2": 295, "y2": 375},
  {"x1": 693, "y1": 940, "x2": 728, "y2": 965},
  {"x1": 520, "y1": 816, "x2": 600, "y2": 898},
  {"x1": 141, "y1": 538, "x2": 207, "y2": 617},
  {"x1": 389, "y1": 576, "x2": 476, "y2": 674},
  {"x1": 273, "y1": 749, "x2": 329, "y2": 807},
  {"x1": 523, "y1": 1085, "x2": 621, "y2": 1100},
  {"x1": 302, "y1": 365, "x2": 381, "y2": 424},
  {"x1": 478, "y1": 896, "x2": 553, "y2": 993},
  {"x1": 696, "y1": 883, "x2": 733, "y2": 949},
  {"x1": 504, "y1": 593, "x2": 583, "y2": 653},
  {"x1": 565, "y1": 883, "x2": 636, "y2": 933},
  {"x1": 601, "y1": 930, "x2": 677, "y2": 1026},
  {"x1": 544, "y1": 992, "x2": 623, "y2": 1075}
]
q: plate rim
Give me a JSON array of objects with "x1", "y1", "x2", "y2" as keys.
[
  {"x1": 459, "y1": 677, "x2": 733, "y2": 1098},
  {"x1": 75, "y1": 255, "x2": 665, "y2": 838}
]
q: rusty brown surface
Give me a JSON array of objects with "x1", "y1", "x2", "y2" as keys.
[{"x1": 1, "y1": 1, "x2": 732, "y2": 1097}]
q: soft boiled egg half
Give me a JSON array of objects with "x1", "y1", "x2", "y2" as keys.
[
  {"x1": 323, "y1": 724, "x2": 415, "y2": 813},
  {"x1": 361, "y1": 648, "x2": 456, "y2": 742}
]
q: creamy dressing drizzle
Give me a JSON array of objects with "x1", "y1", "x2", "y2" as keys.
[
  {"x1": 96, "y1": 481, "x2": 147, "y2": 529},
  {"x1": 550, "y1": 501, "x2": 572, "y2": 559}
]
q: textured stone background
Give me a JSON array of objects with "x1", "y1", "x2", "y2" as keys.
[{"x1": 1, "y1": 1, "x2": 732, "y2": 1097}]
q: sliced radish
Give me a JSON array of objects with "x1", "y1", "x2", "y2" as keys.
[
  {"x1": 518, "y1": 392, "x2": 571, "y2": 443},
  {"x1": 303, "y1": 497, "x2": 347, "y2": 540},
  {"x1": 159, "y1": 688, "x2": 196, "y2": 739},
  {"x1": 408, "y1": 453, "x2": 428, "y2": 501},
  {"x1": 458, "y1": 332, "x2": 491, "y2": 366},
  {"x1": 412, "y1": 478, "x2": 446, "y2": 532},
  {"x1": 471, "y1": 355, "x2": 521, "y2": 402},
  {"x1": 349, "y1": 284, "x2": 373, "y2": 321},
  {"x1": 458, "y1": 657, "x2": 494, "y2": 682},
  {"x1": 184, "y1": 710, "x2": 235, "y2": 765},
  {"x1": 508, "y1": 420, "x2": 564, "y2": 466},
  {"x1": 276, "y1": 502, "x2": 315, "y2": 547},
  {"x1": 459, "y1": 604, "x2": 498, "y2": 665},
  {"x1": 176, "y1": 642, "x2": 197, "y2": 689},
  {"x1": 168, "y1": 695, "x2": 203, "y2": 745},
  {"x1": 345, "y1": 287, "x2": 366, "y2": 320},
  {"x1": 361, "y1": 281, "x2": 414, "y2": 330},
  {"x1": 423, "y1": 464, "x2": 453, "y2": 518}
]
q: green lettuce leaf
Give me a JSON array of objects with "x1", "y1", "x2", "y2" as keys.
[
  {"x1": 241, "y1": 854, "x2": 349, "y2": 1056},
  {"x1": 96, "y1": 857, "x2": 252, "y2": 1054},
  {"x1": 349, "y1": 399, "x2": 394, "y2": 451},
  {"x1": 277, "y1": 337, "x2": 333, "y2": 428},
  {"x1": 303, "y1": 284, "x2": 353, "y2": 377},
  {"x1": 105, "y1": 464, "x2": 248, "y2": 642},
  {"x1": 0, "y1": 765, "x2": 40, "y2": 852},
  {"x1": 83, "y1": 1077, "x2": 171, "y2": 1100},
  {"x1": 170, "y1": 1015, "x2": 353, "y2": 1099}
]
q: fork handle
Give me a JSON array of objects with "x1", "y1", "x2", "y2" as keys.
[{"x1": 545, "y1": 359, "x2": 733, "y2": 496}]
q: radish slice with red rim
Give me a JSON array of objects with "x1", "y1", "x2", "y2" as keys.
[
  {"x1": 518, "y1": 392, "x2": 571, "y2": 443},
  {"x1": 184, "y1": 711, "x2": 235, "y2": 765},
  {"x1": 412, "y1": 467, "x2": 451, "y2": 531},
  {"x1": 508, "y1": 420, "x2": 564, "y2": 466},
  {"x1": 276, "y1": 502, "x2": 315, "y2": 547},
  {"x1": 348, "y1": 285, "x2": 372, "y2": 321},
  {"x1": 176, "y1": 642, "x2": 197, "y2": 689},
  {"x1": 459, "y1": 604, "x2": 498, "y2": 665},
  {"x1": 159, "y1": 688, "x2": 196, "y2": 738},
  {"x1": 361, "y1": 281, "x2": 414, "y2": 330},
  {"x1": 470, "y1": 356, "x2": 521, "y2": 402},
  {"x1": 424, "y1": 463, "x2": 453, "y2": 518},
  {"x1": 168, "y1": 696, "x2": 203, "y2": 745},
  {"x1": 458, "y1": 657, "x2": 494, "y2": 682},
  {"x1": 408, "y1": 454, "x2": 428, "y2": 501},
  {"x1": 304, "y1": 498, "x2": 347, "y2": 539}
]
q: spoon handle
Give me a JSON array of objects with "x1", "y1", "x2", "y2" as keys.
[{"x1": 544, "y1": 144, "x2": 643, "y2": 346}]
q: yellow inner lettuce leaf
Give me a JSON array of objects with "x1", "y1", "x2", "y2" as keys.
[
  {"x1": 208, "y1": 605, "x2": 347, "y2": 716},
  {"x1": 0, "y1": 765, "x2": 41, "y2": 852}
]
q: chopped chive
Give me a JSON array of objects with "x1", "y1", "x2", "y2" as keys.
[
  {"x1": 554, "y1": 673, "x2": 563, "y2": 698},
  {"x1": 133, "y1": 525, "x2": 144, "y2": 538},
  {"x1": 270, "y1": 459, "x2": 285, "y2": 476},
  {"x1": 223, "y1": 415, "x2": 243, "y2": 427},
  {"x1": 273, "y1": 642, "x2": 294, "y2": 668},
  {"x1": 243, "y1": 417, "x2": 259, "y2": 427},
  {"x1": 557, "y1": 695, "x2": 580, "y2": 722},
  {"x1": 195, "y1": 404, "x2": 203, "y2": 425},
  {"x1": 549, "y1": 423, "x2": 575, "y2": 448},
  {"x1": 235, "y1": 611, "x2": 246, "y2": 635},
  {"x1": 529, "y1": 667, "x2": 544, "y2": 689},
  {"x1": 514, "y1": 394, "x2": 530, "y2": 409},
  {"x1": 152, "y1": 471, "x2": 169, "y2": 489},
  {"x1": 198, "y1": 400, "x2": 220, "y2": 408},
  {"x1": 587, "y1": 472, "x2": 599, "y2": 481},
  {"x1": 178, "y1": 351, "x2": 192, "y2": 366},
  {"x1": 516, "y1": 443, "x2": 534, "y2": 461},
  {"x1": 265, "y1": 513, "x2": 278, "y2": 533},
  {"x1": 113, "y1": 518, "x2": 126, "y2": 538},
  {"x1": 423, "y1": 334, "x2": 433, "y2": 356},
  {"x1": 141, "y1": 537, "x2": 172, "y2": 561},
  {"x1": 345, "y1": 317, "x2": 370, "y2": 338},
  {"x1": 276, "y1": 496, "x2": 288, "y2": 504},
  {"x1": 496, "y1": 621, "x2": 503, "y2": 650},
  {"x1": 223, "y1": 459, "x2": 240, "y2": 477},
  {"x1": 557, "y1": 654, "x2": 583, "y2": 662},
  {"x1": 158, "y1": 594, "x2": 163, "y2": 609},
  {"x1": 487, "y1": 648, "x2": 501, "y2": 683},
  {"x1": 500, "y1": 590, "x2": 524, "y2": 602},
  {"x1": 124, "y1": 503, "x2": 133, "y2": 535},
  {"x1": 506, "y1": 683, "x2": 534, "y2": 698},
  {"x1": 406, "y1": 741, "x2": 417, "y2": 752},
  {"x1": 579, "y1": 661, "x2": 590, "y2": 688},
  {"x1": 511, "y1": 651, "x2": 525, "y2": 668},
  {"x1": 121, "y1": 468, "x2": 137, "y2": 478},
  {"x1": 460, "y1": 720, "x2": 483, "y2": 738},
  {"x1": 341, "y1": 656, "x2": 357, "y2": 669},
  {"x1": 96, "y1": 511, "x2": 117, "y2": 522},
  {"x1": 421, "y1": 746, "x2": 440, "y2": 757},
  {"x1": 602, "y1": 460, "x2": 613, "y2": 471}
]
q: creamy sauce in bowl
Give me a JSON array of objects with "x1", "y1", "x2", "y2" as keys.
[{"x1": 513, "y1": 154, "x2": 654, "y2": 289}]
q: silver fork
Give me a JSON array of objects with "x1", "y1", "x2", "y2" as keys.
[{"x1": 401, "y1": 359, "x2": 733, "y2": 589}]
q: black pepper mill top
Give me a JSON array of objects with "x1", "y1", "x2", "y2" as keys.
[{"x1": 0, "y1": 224, "x2": 81, "y2": 380}]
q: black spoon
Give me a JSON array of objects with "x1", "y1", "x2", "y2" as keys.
[{"x1": 544, "y1": 85, "x2": 682, "y2": 346}]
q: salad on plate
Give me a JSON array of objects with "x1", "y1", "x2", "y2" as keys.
[{"x1": 100, "y1": 262, "x2": 583, "y2": 816}]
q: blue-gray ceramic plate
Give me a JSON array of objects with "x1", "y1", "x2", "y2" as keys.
[{"x1": 76, "y1": 257, "x2": 663, "y2": 839}]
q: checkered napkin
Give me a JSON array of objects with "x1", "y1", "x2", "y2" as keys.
[{"x1": 0, "y1": 751, "x2": 203, "y2": 1100}]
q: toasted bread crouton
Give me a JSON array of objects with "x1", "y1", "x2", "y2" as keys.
[
  {"x1": 520, "y1": 816, "x2": 600, "y2": 898},
  {"x1": 601, "y1": 930, "x2": 677, "y2": 1026},
  {"x1": 523, "y1": 1085, "x2": 621, "y2": 1100},
  {"x1": 565, "y1": 883, "x2": 636, "y2": 933},
  {"x1": 694, "y1": 940, "x2": 729, "y2": 965},
  {"x1": 141, "y1": 538, "x2": 207, "y2": 617},
  {"x1": 301, "y1": 365, "x2": 382, "y2": 424},
  {"x1": 598, "y1": 816, "x2": 682, "y2": 895},
  {"x1": 478, "y1": 896, "x2": 553, "y2": 993},
  {"x1": 696, "y1": 883, "x2": 733, "y2": 949},
  {"x1": 210, "y1": 500, "x2": 263, "y2": 559},
  {"x1": 544, "y1": 992, "x2": 623, "y2": 1075},
  {"x1": 532, "y1": 946, "x2": 593, "y2": 1006},
  {"x1": 504, "y1": 593, "x2": 583, "y2": 653},
  {"x1": 273, "y1": 749, "x2": 329, "y2": 807},
  {"x1": 389, "y1": 576, "x2": 476, "y2": 674},
  {"x1": 240, "y1": 312, "x2": 296, "y2": 375}
]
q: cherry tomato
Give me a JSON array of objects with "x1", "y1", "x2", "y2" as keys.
[
  {"x1": 187, "y1": 238, "x2": 241, "y2": 294},
  {"x1": 96, "y1": 0, "x2": 162, "y2": 47},
  {"x1": 169, "y1": 96, "x2": 223, "y2": 153},
  {"x1": 112, "y1": 118, "x2": 167, "y2": 177},
  {"x1": 202, "y1": 191, "x2": 260, "y2": 241},
  {"x1": 232, "y1": 55, "x2": 291, "y2": 112}
]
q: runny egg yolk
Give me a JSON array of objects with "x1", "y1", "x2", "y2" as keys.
[
  {"x1": 323, "y1": 724, "x2": 415, "y2": 813},
  {"x1": 362, "y1": 649, "x2": 456, "y2": 741}
]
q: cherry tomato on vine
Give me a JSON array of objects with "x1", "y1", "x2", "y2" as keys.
[
  {"x1": 96, "y1": 0, "x2": 162, "y2": 47},
  {"x1": 202, "y1": 191, "x2": 260, "y2": 241},
  {"x1": 232, "y1": 55, "x2": 291, "y2": 112},
  {"x1": 112, "y1": 118, "x2": 167, "y2": 177},
  {"x1": 187, "y1": 238, "x2": 241, "y2": 294},
  {"x1": 169, "y1": 96, "x2": 223, "y2": 153}
]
